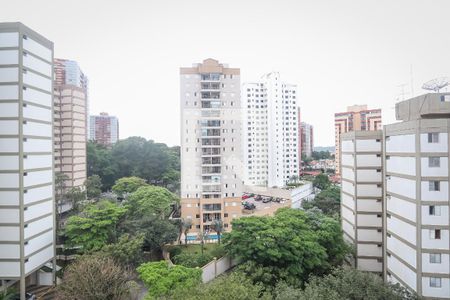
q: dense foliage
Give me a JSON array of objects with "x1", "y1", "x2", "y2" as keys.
[
  {"x1": 112, "y1": 176, "x2": 148, "y2": 197},
  {"x1": 57, "y1": 254, "x2": 138, "y2": 300},
  {"x1": 313, "y1": 173, "x2": 331, "y2": 190},
  {"x1": 87, "y1": 137, "x2": 180, "y2": 192},
  {"x1": 223, "y1": 208, "x2": 349, "y2": 287},
  {"x1": 172, "y1": 252, "x2": 213, "y2": 268},
  {"x1": 99, "y1": 233, "x2": 145, "y2": 267},
  {"x1": 65, "y1": 200, "x2": 127, "y2": 251},
  {"x1": 302, "y1": 186, "x2": 341, "y2": 217},
  {"x1": 137, "y1": 261, "x2": 202, "y2": 298},
  {"x1": 85, "y1": 175, "x2": 102, "y2": 199},
  {"x1": 126, "y1": 185, "x2": 178, "y2": 219},
  {"x1": 311, "y1": 150, "x2": 332, "y2": 160}
]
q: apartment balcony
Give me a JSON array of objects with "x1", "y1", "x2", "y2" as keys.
[
  {"x1": 201, "y1": 82, "x2": 221, "y2": 90},
  {"x1": 201, "y1": 128, "x2": 220, "y2": 137},
  {"x1": 202, "y1": 203, "x2": 222, "y2": 211},
  {"x1": 202, "y1": 166, "x2": 221, "y2": 175},
  {"x1": 201, "y1": 110, "x2": 221, "y2": 118},
  {"x1": 201, "y1": 91, "x2": 220, "y2": 99},
  {"x1": 200, "y1": 73, "x2": 221, "y2": 81},
  {"x1": 202, "y1": 157, "x2": 221, "y2": 165},
  {"x1": 201, "y1": 138, "x2": 221, "y2": 146},
  {"x1": 201, "y1": 100, "x2": 221, "y2": 109},
  {"x1": 202, "y1": 149, "x2": 221, "y2": 157},
  {"x1": 200, "y1": 120, "x2": 221, "y2": 127},
  {"x1": 202, "y1": 185, "x2": 221, "y2": 193}
]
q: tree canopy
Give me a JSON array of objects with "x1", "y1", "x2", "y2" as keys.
[
  {"x1": 85, "y1": 175, "x2": 102, "y2": 199},
  {"x1": 137, "y1": 261, "x2": 202, "y2": 299},
  {"x1": 112, "y1": 176, "x2": 148, "y2": 197},
  {"x1": 125, "y1": 185, "x2": 178, "y2": 219},
  {"x1": 87, "y1": 138, "x2": 180, "y2": 192},
  {"x1": 223, "y1": 208, "x2": 349, "y2": 287},
  {"x1": 313, "y1": 173, "x2": 331, "y2": 190},
  {"x1": 302, "y1": 186, "x2": 341, "y2": 217}
]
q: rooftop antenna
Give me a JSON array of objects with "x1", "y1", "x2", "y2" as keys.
[
  {"x1": 422, "y1": 77, "x2": 449, "y2": 93},
  {"x1": 396, "y1": 83, "x2": 408, "y2": 101}
]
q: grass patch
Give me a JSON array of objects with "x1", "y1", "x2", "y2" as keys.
[{"x1": 169, "y1": 243, "x2": 223, "y2": 257}]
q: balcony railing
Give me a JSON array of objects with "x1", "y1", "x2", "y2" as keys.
[
  {"x1": 201, "y1": 73, "x2": 220, "y2": 81},
  {"x1": 201, "y1": 138, "x2": 221, "y2": 146},
  {"x1": 201, "y1": 129, "x2": 220, "y2": 137},
  {"x1": 203, "y1": 204, "x2": 222, "y2": 211},
  {"x1": 201, "y1": 92, "x2": 220, "y2": 99},
  {"x1": 202, "y1": 166, "x2": 221, "y2": 174},
  {"x1": 201, "y1": 101, "x2": 221, "y2": 109},
  {"x1": 200, "y1": 120, "x2": 220, "y2": 127}
]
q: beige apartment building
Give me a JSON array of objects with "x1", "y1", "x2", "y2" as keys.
[
  {"x1": 179, "y1": 59, "x2": 243, "y2": 237},
  {"x1": 335, "y1": 105, "x2": 382, "y2": 175},
  {"x1": 53, "y1": 59, "x2": 88, "y2": 190}
]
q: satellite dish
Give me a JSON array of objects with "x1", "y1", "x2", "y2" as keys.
[{"x1": 422, "y1": 77, "x2": 449, "y2": 92}]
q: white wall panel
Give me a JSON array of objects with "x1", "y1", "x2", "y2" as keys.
[
  {"x1": 357, "y1": 214, "x2": 382, "y2": 227},
  {"x1": 357, "y1": 229, "x2": 382, "y2": 242},
  {"x1": 0, "y1": 67, "x2": 18, "y2": 82},
  {"x1": 341, "y1": 154, "x2": 354, "y2": 167},
  {"x1": 357, "y1": 199, "x2": 381, "y2": 212},
  {"x1": 357, "y1": 259, "x2": 382, "y2": 272},
  {"x1": 387, "y1": 235, "x2": 416, "y2": 268},
  {"x1": 24, "y1": 155, "x2": 52, "y2": 170},
  {"x1": 422, "y1": 277, "x2": 450, "y2": 299},
  {"x1": 0, "y1": 120, "x2": 19, "y2": 135},
  {"x1": 23, "y1": 87, "x2": 51, "y2": 107},
  {"x1": 421, "y1": 157, "x2": 449, "y2": 177},
  {"x1": 0, "y1": 173, "x2": 19, "y2": 188},
  {"x1": 24, "y1": 245, "x2": 54, "y2": 274},
  {"x1": 421, "y1": 229, "x2": 449, "y2": 250},
  {"x1": 0, "y1": 155, "x2": 19, "y2": 170},
  {"x1": 0, "y1": 32, "x2": 19, "y2": 47},
  {"x1": 0, "y1": 190, "x2": 20, "y2": 205},
  {"x1": 0, "y1": 262, "x2": 20, "y2": 277},
  {"x1": 386, "y1": 156, "x2": 416, "y2": 176},
  {"x1": 23, "y1": 37, "x2": 52, "y2": 62},
  {"x1": 23, "y1": 121, "x2": 51, "y2": 137},
  {"x1": 342, "y1": 167, "x2": 354, "y2": 181},
  {"x1": 24, "y1": 170, "x2": 52, "y2": 187},
  {"x1": 357, "y1": 184, "x2": 382, "y2": 197},
  {"x1": 342, "y1": 193, "x2": 355, "y2": 211},
  {"x1": 342, "y1": 180, "x2": 354, "y2": 196},
  {"x1": 356, "y1": 154, "x2": 381, "y2": 167},
  {"x1": 23, "y1": 71, "x2": 51, "y2": 92},
  {"x1": 24, "y1": 200, "x2": 52, "y2": 222},
  {"x1": 0, "y1": 85, "x2": 18, "y2": 100},
  {"x1": 0, "y1": 48, "x2": 16, "y2": 71},
  {"x1": 341, "y1": 140, "x2": 354, "y2": 152},
  {"x1": 342, "y1": 205, "x2": 355, "y2": 224},
  {"x1": 387, "y1": 255, "x2": 417, "y2": 290},
  {"x1": 342, "y1": 219, "x2": 355, "y2": 239},
  {"x1": 0, "y1": 103, "x2": 18, "y2": 118},
  {"x1": 422, "y1": 253, "x2": 450, "y2": 274},
  {"x1": 388, "y1": 216, "x2": 416, "y2": 245},
  {"x1": 24, "y1": 184, "x2": 52, "y2": 205},
  {"x1": 23, "y1": 138, "x2": 52, "y2": 153},
  {"x1": 23, "y1": 105, "x2": 52, "y2": 122},
  {"x1": 357, "y1": 169, "x2": 381, "y2": 182},
  {"x1": 0, "y1": 226, "x2": 20, "y2": 241},
  {"x1": 421, "y1": 181, "x2": 449, "y2": 202},
  {"x1": 0, "y1": 138, "x2": 19, "y2": 152},
  {"x1": 0, "y1": 244, "x2": 20, "y2": 259},
  {"x1": 23, "y1": 54, "x2": 52, "y2": 76},
  {"x1": 0, "y1": 208, "x2": 19, "y2": 223},
  {"x1": 386, "y1": 134, "x2": 415, "y2": 153},
  {"x1": 24, "y1": 229, "x2": 53, "y2": 256},
  {"x1": 387, "y1": 176, "x2": 416, "y2": 199},
  {"x1": 421, "y1": 133, "x2": 448, "y2": 153},
  {"x1": 356, "y1": 139, "x2": 381, "y2": 152},
  {"x1": 387, "y1": 196, "x2": 416, "y2": 222},
  {"x1": 24, "y1": 215, "x2": 53, "y2": 239},
  {"x1": 358, "y1": 244, "x2": 382, "y2": 257}
]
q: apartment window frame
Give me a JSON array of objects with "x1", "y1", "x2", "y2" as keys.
[
  {"x1": 429, "y1": 157, "x2": 440, "y2": 168},
  {"x1": 430, "y1": 277, "x2": 442, "y2": 288},
  {"x1": 428, "y1": 133, "x2": 439, "y2": 143},
  {"x1": 430, "y1": 253, "x2": 442, "y2": 264},
  {"x1": 429, "y1": 229, "x2": 441, "y2": 240},
  {"x1": 429, "y1": 181, "x2": 440, "y2": 191},
  {"x1": 429, "y1": 205, "x2": 441, "y2": 216}
]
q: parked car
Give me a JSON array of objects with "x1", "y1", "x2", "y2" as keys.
[
  {"x1": 262, "y1": 197, "x2": 271, "y2": 203},
  {"x1": 242, "y1": 194, "x2": 251, "y2": 200},
  {"x1": 255, "y1": 195, "x2": 262, "y2": 201},
  {"x1": 244, "y1": 203, "x2": 256, "y2": 210},
  {"x1": 274, "y1": 197, "x2": 282, "y2": 203}
]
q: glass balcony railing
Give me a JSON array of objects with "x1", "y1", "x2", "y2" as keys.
[
  {"x1": 201, "y1": 129, "x2": 220, "y2": 137},
  {"x1": 201, "y1": 138, "x2": 220, "y2": 146},
  {"x1": 201, "y1": 92, "x2": 220, "y2": 99},
  {"x1": 201, "y1": 101, "x2": 221, "y2": 109},
  {"x1": 202, "y1": 166, "x2": 221, "y2": 174},
  {"x1": 202, "y1": 148, "x2": 221, "y2": 155},
  {"x1": 201, "y1": 73, "x2": 221, "y2": 81},
  {"x1": 202, "y1": 157, "x2": 221, "y2": 165},
  {"x1": 203, "y1": 204, "x2": 222, "y2": 211},
  {"x1": 200, "y1": 120, "x2": 220, "y2": 127}
]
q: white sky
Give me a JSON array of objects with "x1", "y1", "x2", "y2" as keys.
[{"x1": 2, "y1": 0, "x2": 450, "y2": 147}]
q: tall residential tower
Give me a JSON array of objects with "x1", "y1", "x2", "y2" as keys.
[
  {"x1": 0, "y1": 22, "x2": 55, "y2": 298},
  {"x1": 180, "y1": 58, "x2": 243, "y2": 235},
  {"x1": 89, "y1": 112, "x2": 119, "y2": 146},
  {"x1": 242, "y1": 72, "x2": 299, "y2": 187}
]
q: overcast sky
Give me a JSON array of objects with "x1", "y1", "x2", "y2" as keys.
[{"x1": 2, "y1": 0, "x2": 449, "y2": 147}]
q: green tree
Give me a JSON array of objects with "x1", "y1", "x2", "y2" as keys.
[
  {"x1": 65, "y1": 186, "x2": 86, "y2": 213},
  {"x1": 223, "y1": 208, "x2": 349, "y2": 287},
  {"x1": 172, "y1": 252, "x2": 213, "y2": 268},
  {"x1": 112, "y1": 176, "x2": 148, "y2": 198},
  {"x1": 99, "y1": 233, "x2": 145, "y2": 267},
  {"x1": 65, "y1": 200, "x2": 127, "y2": 252},
  {"x1": 126, "y1": 185, "x2": 178, "y2": 219},
  {"x1": 170, "y1": 272, "x2": 271, "y2": 300},
  {"x1": 87, "y1": 141, "x2": 117, "y2": 190},
  {"x1": 295, "y1": 267, "x2": 418, "y2": 300},
  {"x1": 313, "y1": 173, "x2": 331, "y2": 190},
  {"x1": 137, "y1": 261, "x2": 202, "y2": 298},
  {"x1": 302, "y1": 186, "x2": 341, "y2": 217},
  {"x1": 57, "y1": 254, "x2": 138, "y2": 300},
  {"x1": 211, "y1": 219, "x2": 224, "y2": 245},
  {"x1": 311, "y1": 151, "x2": 331, "y2": 160},
  {"x1": 85, "y1": 175, "x2": 102, "y2": 199},
  {"x1": 55, "y1": 172, "x2": 69, "y2": 230}
]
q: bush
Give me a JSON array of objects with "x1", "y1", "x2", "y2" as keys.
[{"x1": 172, "y1": 252, "x2": 213, "y2": 268}]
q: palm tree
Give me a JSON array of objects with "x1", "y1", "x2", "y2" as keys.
[
  {"x1": 211, "y1": 219, "x2": 224, "y2": 244},
  {"x1": 182, "y1": 218, "x2": 192, "y2": 246}
]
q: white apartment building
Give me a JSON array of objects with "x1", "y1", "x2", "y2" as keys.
[
  {"x1": 180, "y1": 58, "x2": 243, "y2": 234},
  {"x1": 341, "y1": 131, "x2": 384, "y2": 273},
  {"x1": 242, "y1": 72, "x2": 299, "y2": 187},
  {"x1": 0, "y1": 23, "x2": 55, "y2": 297},
  {"x1": 301, "y1": 122, "x2": 314, "y2": 158},
  {"x1": 384, "y1": 93, "x2": 450, "y2": 299}
]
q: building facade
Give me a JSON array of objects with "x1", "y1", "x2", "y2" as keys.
[
  {"x1": 242, "y1": 72, "x2": 299, "y2": 187},
  {"x1": 341, "y1": 130, "x2": 384, "y2": 273},
  {"x1": 180, "y1": 58, "x2": 243, "y2": 236},
  {"x1": 89, "y1": 112, "x2": 119, "y2": 146},
  {"x1": 54, "y1": 59, "x2": 88, "y2": 190},
  {"x1": 0, "y1": 23, "x2": 55, "y2": 297},
  {"x1": 384, "y1": 93, "x2": 450, "y2": 299},
  {"x1": 335, "y1": 105, "x2": 382, "y2": 175},
  {"x1": 300, "y1": 122, "x2": 314, "y2": 158}
]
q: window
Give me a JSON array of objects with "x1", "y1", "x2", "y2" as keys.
[
  {"x1": 430, "y1": 277, "x2": 442, "y2": 288},
  {"x1": 429, "y1": 157, "x2": 440, "y2": 168},
  {"x1": 224, "y1": 213, "x2": 228, "y2": 218},
  {"x1": 196, "y1": 214, "x2": 200, "y2": 219},
  {"x1": 428, "y1": 133, "x2": 439, "y2": 143},
  {"x1": 429, "y1": 205, "x2": 441, "y2": 216},
  {"x1": 430, "y1": 229, "x2": 441, "y2": 240},
  {"x1": 441, "y1": 95, "x2": 450, "y2": 102},
  {"x1": 430, "y1": 253, "x2": 442, "y2": 264},
  {"x1": 429, "y1": 181, "x2": 440, "y2": 191}
]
